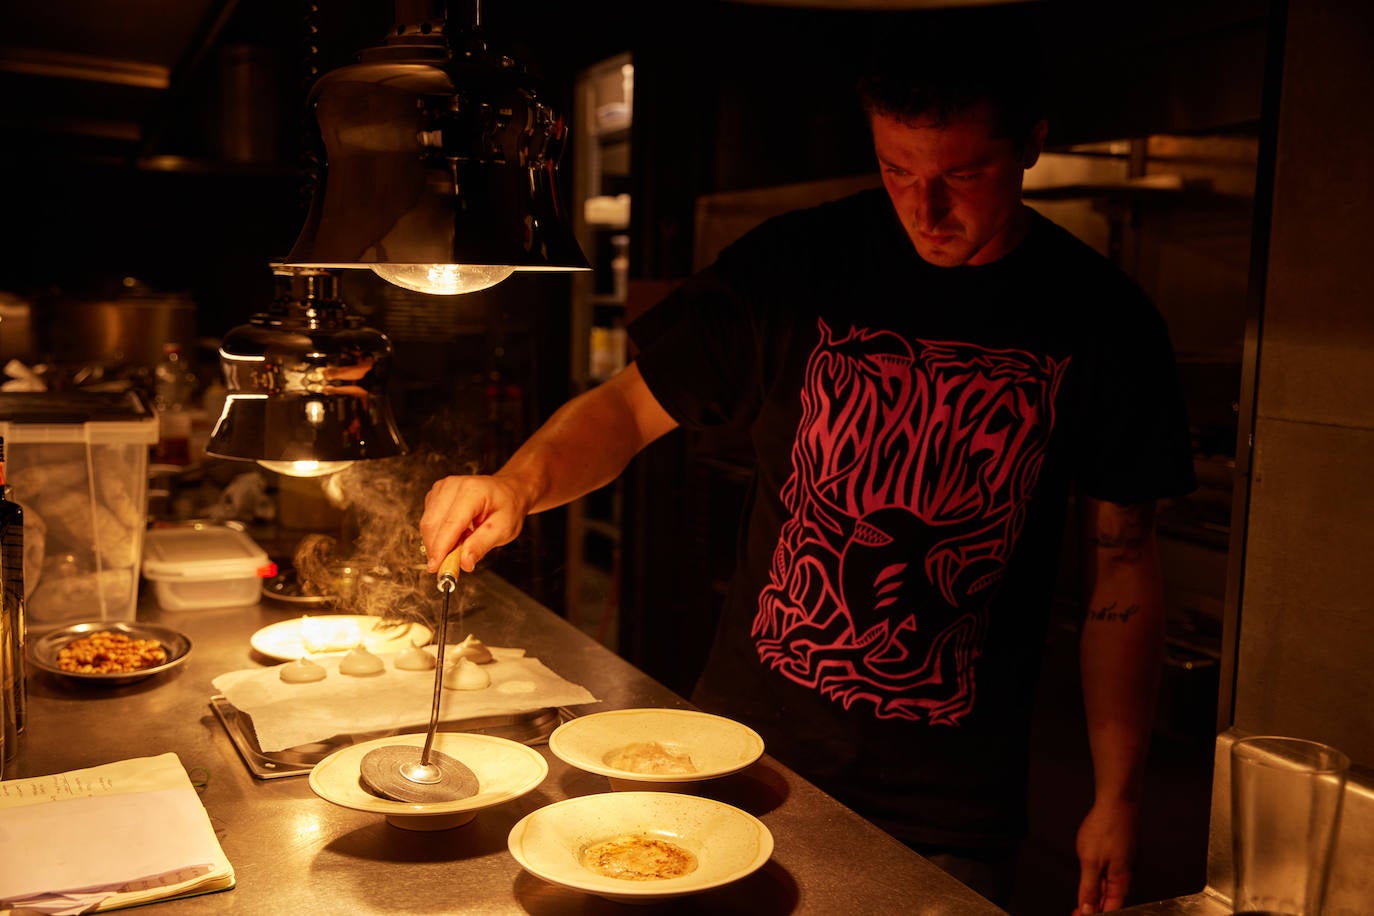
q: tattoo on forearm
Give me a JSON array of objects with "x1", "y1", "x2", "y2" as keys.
[
  {"x1": 1088, "y1": 602, "x2": 1139, "y2": 623},
  {"x1": 1084, "y1": 504, "x2": 1153, "y2": 562}
]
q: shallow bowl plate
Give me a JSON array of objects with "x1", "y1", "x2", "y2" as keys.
[
  {"x1": 508, "y1": 791, "x2": 774, "y2": 903},
  {"x1": 309, "y1": 731, "x2": 548, "y2": 830},
  {"x1": 250, "y1": 614, "x2": 433, "y2": 662},
  {"x1": 548, "y1": 707, "x2": 765, "y2": 790},
  {"x1": 28, "y1": 621, "x2": 192, "y2": 685}
]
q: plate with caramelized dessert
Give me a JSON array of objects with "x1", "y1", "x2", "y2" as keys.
[{"x1": 508, "y1": 790, "x2": 774, "y2": 903}]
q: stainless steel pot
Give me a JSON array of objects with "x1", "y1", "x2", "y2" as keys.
[
  {"x1": 0, "y1": 291, "x2": 36, "y2": 366},
  {"x1": 40, "y1": 279, "x2": 196, "y2": 372}
]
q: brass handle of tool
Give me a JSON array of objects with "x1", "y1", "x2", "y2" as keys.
[{"x1": 437, "y1": 547, "x2": 462, "y2": 593}]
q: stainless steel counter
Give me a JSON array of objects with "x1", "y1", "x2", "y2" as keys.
[{"x1": 10, "y1": 571, "x2": 1003, "y2": 914}]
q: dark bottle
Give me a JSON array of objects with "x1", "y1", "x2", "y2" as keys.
[
  {"x1": 152, "y1": 342, "x2": 196, "y2": 467},
  {"x1": 0, "y1": 435, "x2": 25, "y2": 765}
]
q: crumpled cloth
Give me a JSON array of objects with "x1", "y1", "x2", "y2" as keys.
[{"x1": 212, "y1": 648, "x2": 599, "y2": 752}]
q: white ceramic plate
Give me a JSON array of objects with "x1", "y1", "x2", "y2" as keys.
[
  {"x1": 28, "y1": 621, "x2": 192, "y2": 685},
  {"x1": 508, "y1": 791, "x2": 774, "y2": 903},
  {"x1": 309, "y1": 731, "x2": 548, "y2": 830},
  {"x1": 548, "y1": 708, "x2": 765, "y2": 790},
  {"x1": 250, "y1": 614, "x2": 433, "y2": 662}
]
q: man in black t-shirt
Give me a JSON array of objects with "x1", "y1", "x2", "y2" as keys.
[{"x1": 420, "y1": 23, "x2": 1195, "y2": 915}]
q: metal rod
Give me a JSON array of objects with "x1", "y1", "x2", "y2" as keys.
[{"x1": 419, "y1": 548, "x2": 462, "y2": 766}]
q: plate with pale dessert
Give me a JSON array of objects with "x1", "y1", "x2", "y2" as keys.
[
  {"x1": 548, "y1": 707, "x2": 765, "y2": 791},
  {"x1": 249, "y1": 614, "x2": 432, "y2": 662},
  {"x1": 508, "y1": 791, "x2": 774, "y2": 903}
]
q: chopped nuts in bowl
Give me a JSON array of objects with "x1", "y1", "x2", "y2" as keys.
[
  {"x1": 57, "y1": 630, "x2": 168, "y2": 674},
  {"x1": 29, "y1": 621, "x2": 192, "y2": 685}
]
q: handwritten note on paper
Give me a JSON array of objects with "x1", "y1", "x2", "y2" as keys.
[
  {"x1": 0, "y1": 755, "x2": 172, "y2": 807},
  {"x1": 1, "y1": 771, "x2": 116, "y2": 804},
  {"x1": 0, "y1": 753, "x2": 234, "y2": 914}
]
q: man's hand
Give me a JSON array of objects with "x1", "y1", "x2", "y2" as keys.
[
  {"x1": 1073, "y1": 796, "x2": 1139, "y2": 913},
  {"x1": 419, "y1": 474, "x2": 532, "y2": 574},
  {"x1": 416, "y1": 363, "x2": 679, "y2": 578}
]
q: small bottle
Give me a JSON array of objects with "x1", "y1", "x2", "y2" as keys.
[
  {"x1": 589, "y1": 326, "x2": 613, "y2": 381},
  {"x1": 610, "y1": 233, "x2": 630, "y2": 304},
  {"x1": 606, "y1": 319, "x2": 627, "y2": 377},
  {"x1": 153, "y1": 342, "x2": 197, "y2": 466},
  {"x1": 0, "y1": 435, "x2": 25, "y2": 767}
]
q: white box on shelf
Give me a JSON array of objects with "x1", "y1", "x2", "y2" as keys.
[
  {"x1": 142, "y1": 524, "x2": 275, "y2": 611},
  {"x1": 583, "y1": 193, "x2": 630, "y2": 228}
]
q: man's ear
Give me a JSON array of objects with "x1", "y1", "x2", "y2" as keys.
[{"x1": 1023, "y1": 118, "x2": 1049, "y2": 169}]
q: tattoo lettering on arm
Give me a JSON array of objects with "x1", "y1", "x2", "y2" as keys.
[{"x1": 1087, "y1": 602, "x2": 1139, "y2": 623}]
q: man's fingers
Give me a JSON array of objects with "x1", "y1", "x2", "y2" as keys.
[
  {"x1": 1101, "y1": 868, "x2": 1131, "y2": 912},
  {"x1": 460, "y1": 512, "x2": 522, "y2": 571},
  {"x1": 1076, "y1": 866, "x2": 1103, "y2": 915},
  {"x1": 419, "y1": 486, "x2": 476, "y2": 572},
  {"x1": 1077, "y1": 867, "x2": 1130, "y2": 915},
  {"x1": 419, "y1": 476, "x2": 528, "y2": 573}
]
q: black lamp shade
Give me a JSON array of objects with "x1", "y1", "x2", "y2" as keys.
[{"x1": 284, "y1": 15, "x2": 588, "y2": 273}]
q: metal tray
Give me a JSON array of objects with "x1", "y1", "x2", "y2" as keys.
[{"x1": 210, "y1": 695, "x2": 565, "y2": 779}]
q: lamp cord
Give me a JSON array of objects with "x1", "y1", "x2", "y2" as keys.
[{"x1": 298, "y1": 1, "x2": 323, "y2": 216}]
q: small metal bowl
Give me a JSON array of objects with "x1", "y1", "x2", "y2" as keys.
[
  {"x1": 261, "y1": 566, "x2": 334, "y2": 607},
  {"x1": 28, "y1": 621, "x2": 192, "y2": 686}
]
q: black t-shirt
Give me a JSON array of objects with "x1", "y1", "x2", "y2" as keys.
[{"x1": 629, "y1": 188, "x2": 1197, "y2": 850}]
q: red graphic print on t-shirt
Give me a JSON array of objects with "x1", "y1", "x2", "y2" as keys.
[{"x1": 753, "y1": 320, "x2": 1068, "y2": 724}]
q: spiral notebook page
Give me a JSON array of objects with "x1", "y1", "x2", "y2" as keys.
[{"x1": 0, "y1": 753, "x2": 234, "y2": 914}]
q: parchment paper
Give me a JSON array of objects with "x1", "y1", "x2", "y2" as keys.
[{"x1": 212, "y1": 648, "x2": 600, "y2": 752}]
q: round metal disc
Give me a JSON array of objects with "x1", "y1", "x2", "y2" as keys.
[{"x1": 358, "y1": 745, "x2": 479, "y2": 803}]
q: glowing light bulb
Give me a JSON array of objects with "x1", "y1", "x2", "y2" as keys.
[
  {"x1": 258, "y1": 459, "x2": 351, "y2": 478},
  {"x1": 371, "y1": 263, "x2": 515, "y2": 295}
]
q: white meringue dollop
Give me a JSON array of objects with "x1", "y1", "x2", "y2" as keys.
[
  {"x1": 452, "y1": 634, "x2": 494, "y2": 664},
  {"x1": 338, "y1": 644, "x2": 385, "y2": 676},
  {"x1": 394, "y1": 641, "x2": 437, "y2": 671},
  {"x1": 279, "y1": 657, "x2": 327, "y2": 683},
  {"x1": 442, "y1": 657, "x2": 492, "y2": 690}
]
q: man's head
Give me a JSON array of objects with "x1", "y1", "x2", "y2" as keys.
[{"x1": 856, "y1": 16, "x2": 1048, "y2": 267}]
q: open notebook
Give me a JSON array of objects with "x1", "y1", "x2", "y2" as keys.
[{"x1": 0, "y1": 753, "x2": 234, "y2": 915}]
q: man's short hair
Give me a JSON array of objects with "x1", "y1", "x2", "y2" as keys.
[{"x1": 855, "y1": 10, "x2": 1048, "y2": 152}]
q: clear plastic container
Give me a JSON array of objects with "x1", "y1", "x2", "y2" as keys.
[
  {"x1": 142, "y1": 524, "x2": 276, "y2": 611},
  {"x1": 0, "y1": 390, "x2": 159, "y2": 626}
]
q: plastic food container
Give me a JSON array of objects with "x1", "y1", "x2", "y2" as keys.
[
  {"x1": 142, "y1": 524, "x2": 276, "y2": 611},
  {"x1": 0, "y1": 390, "x2": 159, "y2": 625}
]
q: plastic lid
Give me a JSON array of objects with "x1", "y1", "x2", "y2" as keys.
[
  {"x1": 0, "y1": 390, "x2": 159, "y2": 444},
  {"x1": 142, "y1": 525, "x2": 277, "y2": 581}
]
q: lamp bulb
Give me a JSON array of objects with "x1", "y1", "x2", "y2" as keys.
[
  {"x1": 258, "y1": 459, "x2": 352, "y2": 478},
  {"x1": 371, "y1": 264, "x2": 515, "y2": 295}
]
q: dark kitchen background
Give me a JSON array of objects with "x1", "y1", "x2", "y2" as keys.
[{"x1": 3, "y1": 1, "x2": 1371, "y2": 913}]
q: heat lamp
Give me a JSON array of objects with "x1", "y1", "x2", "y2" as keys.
[
  {"x1": 205, "y1": 265, "x2": 407, "y2": 476},
  {"x1": 282, "y1": 0, "x2": 589, "y2": 295}
]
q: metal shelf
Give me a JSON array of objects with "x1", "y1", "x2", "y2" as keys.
[{"x1": 566, "y1": 51, "x2": 633, "y2": 648}]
